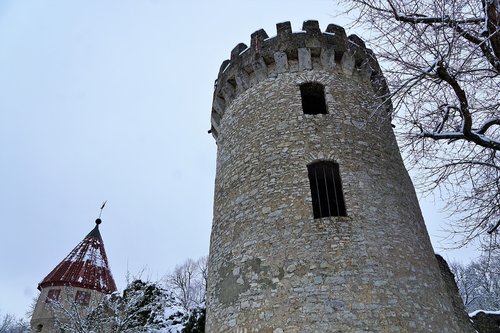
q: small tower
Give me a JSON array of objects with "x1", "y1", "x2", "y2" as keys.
[
  {"x1": 207, "y1": 21, "x2": 473, "y2": 332},
  {"x1": 31, "y1": 218, "x2": 117, "y2": 333}
]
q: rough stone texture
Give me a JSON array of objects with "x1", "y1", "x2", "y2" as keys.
[
  {"x1": 435, "y1": 254, "x2": 476, "y2": 331},
  {"x1": 207, "y1": 20, "x2": 475, "y2": 333}
]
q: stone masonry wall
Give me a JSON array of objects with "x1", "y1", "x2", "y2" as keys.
[
  {"x1": 435, "y1": 254, "x2": 476, "y2": 331},
  {"x1": 207, "y1": 21, "x2": 475, "y2": 333}
]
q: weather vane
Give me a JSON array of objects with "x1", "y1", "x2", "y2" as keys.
[{"x1": 96, "y1": 200, "x2": 107, "y2": 225}]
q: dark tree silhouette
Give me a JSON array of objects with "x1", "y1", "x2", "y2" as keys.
[{"x1": 342, "y1": 0, "x2": 499, "y2": 251}]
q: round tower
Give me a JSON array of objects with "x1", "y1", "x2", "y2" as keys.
[
  {"x1": 31, "y1": 218, "x2": 117, "y2": 333},
  {"x1": 207, "y1": 21, "x2": 473, "y2": 332}
]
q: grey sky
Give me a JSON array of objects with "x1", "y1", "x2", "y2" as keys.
[{"x1": 0, "y1": 0, "x2": 477, "y2": 319}]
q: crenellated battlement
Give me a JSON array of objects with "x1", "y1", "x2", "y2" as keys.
[{"x1": 210, "y1": 20, "x2": 389, "y2": 139}]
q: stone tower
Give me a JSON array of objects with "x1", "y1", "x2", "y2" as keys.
[
  {"x1": 31, "y1": 218, "x2": 117, "y2": 333},
  {"x1": 207, "y1": 21, "x2": 473, "y2": 332}
]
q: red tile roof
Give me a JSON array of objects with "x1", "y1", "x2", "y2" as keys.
[{"x1": 38, "y1": 220, "x2": 117, "y2": 294}]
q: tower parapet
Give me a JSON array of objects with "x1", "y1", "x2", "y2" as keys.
[{"x1": 210, "y1": 20, "x2": 389, "y2": 139}]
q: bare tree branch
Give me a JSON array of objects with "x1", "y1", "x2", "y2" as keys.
[
  {"x1": 385, "y1": 0, "x2": 500, "y2": 72},
  {"x1": 477, "y1": 118, "x2": 500, "y2": 134},
  {"x1": 165, "y1": 256, "x2": 207, "y2": 312},
  {"x1": 341, "y1": 0, "x2": 500, "y2": 252},
  {"x1": 450, "y1": 255, "x2": 500, "y2": 312}
]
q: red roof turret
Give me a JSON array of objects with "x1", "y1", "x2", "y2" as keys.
[{"x1": 38, "y1": 219, "x2": 117, "y2": 294}]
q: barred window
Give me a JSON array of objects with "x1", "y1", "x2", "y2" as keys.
[
  {"x1": 300, "y1": 82, "x2": 327, "y2": 115},
  {"x1": 307, "y1": 161, "x2": 346, "y2": 218}
]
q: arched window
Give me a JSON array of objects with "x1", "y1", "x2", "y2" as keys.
[
  {"x1": 300, "y1": 82, "x2": 327, "y2": 115},
  {"x1": 307, "y1": 161, "x2": 346, "y2": 218}
]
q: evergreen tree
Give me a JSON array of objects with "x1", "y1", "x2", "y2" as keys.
[{"x1": 182, "y1": 307, "x2": 205, "y2": 333}]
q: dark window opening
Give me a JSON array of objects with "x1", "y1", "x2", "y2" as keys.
[
  {"x1": 45, "y1": 289, "x2": 61, "y2": 303},
  {"x1": 307, "y1": 161, "x2": 346, "y2": 218},
  {"x1": 75, "y1": 290, "x2": 91, "y2": 306},
  {"x1": 300, "y1": 82, "x2": 327, "y2": 115}
]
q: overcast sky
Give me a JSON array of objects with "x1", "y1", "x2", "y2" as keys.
[{"x1": 0, "y1": 0, "x2": 479, "y2": 319}]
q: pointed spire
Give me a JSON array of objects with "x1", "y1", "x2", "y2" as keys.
[{"x1": 38, "y1": 213, "x2": 117, "y2": 294}]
